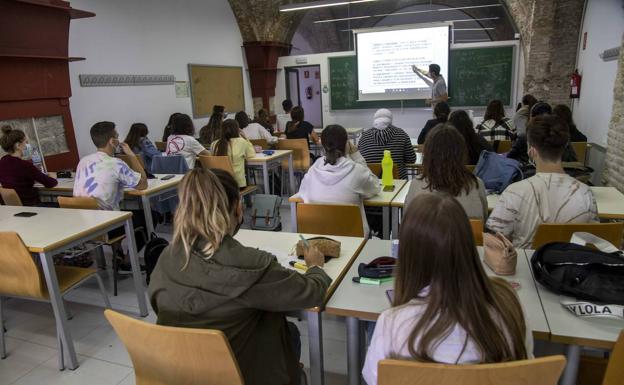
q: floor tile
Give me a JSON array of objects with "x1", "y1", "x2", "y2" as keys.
[{"x1": 0, "y1": 337, "x2": 57, "y2": 385}]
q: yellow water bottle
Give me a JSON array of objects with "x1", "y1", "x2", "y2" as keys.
[{"x1": 381, "y1": 150, "x2": 394, "y2": 189}]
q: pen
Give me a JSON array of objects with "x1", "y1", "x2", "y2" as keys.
[
  {"x1": 289, "y1": 261, "x2": 308, "y2": 271},
  {"x1": 299, "y1": 234, "x2": 310, "y2": 249}
]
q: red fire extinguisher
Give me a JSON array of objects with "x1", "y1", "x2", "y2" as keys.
[{"x1": 570, "y1": 69, "x2": 581, "y2": 99}]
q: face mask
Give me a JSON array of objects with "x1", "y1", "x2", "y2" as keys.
[
  {"x1": 22, "y1": 143, "x2": 33, "y2": 159},
  {"x1": 232, "y1": 205, "x2": 244, "y2": 236}
]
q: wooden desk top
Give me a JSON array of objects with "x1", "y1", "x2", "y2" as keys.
[
  {"x1": 390, "y1": 180, "x2": 411, "y2": 208},
  {"x1": 0, "y1": 206, "x2": 131, "y2": 253},
  {"x1": 233, "y1": 229, "x2": 366, "y2": 310},
  {"x1": 246, "y1": 149, "x2": 293, "y2": 163},
  {"x1": 289, "y1": 179, "x2": 407, "y2": 208}
]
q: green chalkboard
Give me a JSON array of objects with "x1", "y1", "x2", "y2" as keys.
[{"x1": 329, "y1": 45, "x2": 514, "y2": 110}]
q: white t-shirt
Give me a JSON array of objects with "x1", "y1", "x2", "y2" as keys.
[
  {"x1": 73, "y1": 151, "x2": 141, "y2": 210},
  {"x1": 165, "y1": 134, "x2": 206, "y2": 169},
  {"x1": 487, "y1": 173, "x2": 599, "y2": 248},
  {"x1": 276, "y1": 113, "x2": 290, "y2": 132},
  {"x1": 243, "y1": 122, "x2": 277, "y2": 143}
]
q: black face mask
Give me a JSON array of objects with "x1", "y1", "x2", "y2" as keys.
[{"x1": 233, "y1": 212, "x2": 244, "y2": 236}]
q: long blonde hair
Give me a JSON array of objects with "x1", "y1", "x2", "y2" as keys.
[{"x1": 173, "y1": 168, "x2": 231, "y2": 269}]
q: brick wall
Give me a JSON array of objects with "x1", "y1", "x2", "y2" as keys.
[{"x1": 604, "y1": 34, "x2": 624, "y2": 191}]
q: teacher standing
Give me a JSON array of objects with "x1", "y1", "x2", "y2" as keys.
[{"x1": 412, "y1": 63, "x2": 448, "y2": 109}]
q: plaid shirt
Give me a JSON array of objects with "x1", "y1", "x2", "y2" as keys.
[{"x1": 476, "y1": 118, "x2": 516, "y2": 141}]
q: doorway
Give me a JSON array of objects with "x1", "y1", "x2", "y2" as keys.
[{"x1": 284, "y1": 65, "x2": 323, "y2": 128}]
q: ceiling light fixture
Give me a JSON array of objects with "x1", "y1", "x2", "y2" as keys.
[
  {"x1": 314, "y1": 15, "x2": 499, "y2": 24},
  {"x1": 279, "y1": 0, "x2": 380, "y2": 12}
]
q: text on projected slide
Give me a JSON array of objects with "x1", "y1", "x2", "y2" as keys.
[{"x1": 371, "y1": 40, "x2": 430, "y2": 91}]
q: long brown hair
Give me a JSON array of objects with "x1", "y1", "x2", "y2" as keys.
[
  {"x1": 286, "y1": 106, "x2": 304, "y2": 134},
  {"x1": 484, "y1": 99, "x2": 506, "y2": 123},
  {"x1": 200, "y1": 111, "x2": 224, "y2": 145},
  {"x1": 395, "y1": 193, "x2": 528, "y2": 363},
  {"x1": 213, "y1": 119, "x2": 240, "y2": 156},
  {"x1": 421, "y1": 124, "x2": 478, "y2": 196},
  {"x1": 124, "y1": 123, "x2": 148, "y2": 150}
]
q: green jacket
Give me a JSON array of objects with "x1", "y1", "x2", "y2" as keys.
[{"x1": 149, "y1": 235, "x2": 332, "y2": 385}]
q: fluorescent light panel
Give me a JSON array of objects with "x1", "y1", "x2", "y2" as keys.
[
  {"x1": 315, "y1": 15, "x2": 499, "y2": 24},
  {"x1": 279, "y1": 0, "x2": 380, "y2": 12}
]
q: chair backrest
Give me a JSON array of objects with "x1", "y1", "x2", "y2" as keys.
[
  {"x1": 198, "y1": 155, "x2": 235, "y2": 176},
  {"x1": 466, "y1": 164, "x2": 476, "y2": 173},
  {"x1": 367, "y1": 163, "x2": 399, "y2": 180},
  {"x1": 570, "y1": 142, "x2": 588, "y2": 165},
  {"x1": 0, "y1": 187, "x2": 22, "y2": 206},
  {"x1": 104, "y1": 309, "x2": 244, "y2": 385},
  {"x1": 531, "y1": 223, "x2": 624, "y2": 249},
  {"x1": 250, "y1": 139, "x2": 268, "y2": 149},
  {"x1": 470, "y1": 219, "x2": 484, "y2": 246},
  {"x1": 603, "y1": 330, "x2": 624, "y2": 385},
  {"x1": 378, "y1": 356, "x2": 566, "y2": 385},
  {"x1": 297, "y1": 203, "x2": 364, "y2": 237},
  {"x1": 277, "y1": 139, "x2": 310, "y2": 171},
  {"x1": 117, "y1": 154, "x2": 146, "y2": 169},
  {"x1": 495, "y1": 140, "x2": 512, "y2": 154},
  {"x1": 0, "y1": 232, "x2": 46, "y2": 299},
  {"x1": 155, "y1": 141, "x2": 166, "y2": 152},
  {"x1": 57, "y1": 196, "x2": 100, "y2": 210}
]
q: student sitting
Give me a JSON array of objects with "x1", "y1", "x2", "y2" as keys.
[
  {"x1": 236, "y1": 111, "x2": 277, "y2": 145},
  {"x1": 449, "y1": 110, "x2": 493, "y2": 165},
  {"x1": 359, "y1": 109, "x2": 416, "y2": 179},
  {"x1": 405, "y1": 124, "x2": 488, "y2": 220},
  {"x1": 199, "y1": 107, "x2": 224, "y2": 146},
  {"x1": 124, "y1": 123, "x2": 160, "y2": 171},
  {"x1": 211, "y1": 119, "x2": 256, "y2": 188},
  {"x1": 149, "y1": 168, "x2": 330, "y2": 385},
  {"x1": 417, "y1": 101, "x2": 450, "y2": 144},
  {"x1": 512, "y1": 94, "x2": 537, "y2": 136},
  {"x1": 161, "y1": 112, "x2": 180, "y2": 142},
  {"x1": 476, "y1": 99, "x2": 516, "y2": 141},
  {"x1": 276, "y1": 99, "x2": 293, "y2": 132},
  {"x1": 0, "y1": 125, "x2": 58, "y2": 206},
  {"x1": 285, "y1": 106, "x2": 320, "y2": 147},
  {"x1": 488, "y1": 115, "x2": 598, "y2": 248},
  {"x1": 553, "y1": 104, "x2": 587, "y2": 142},
  {"x1": 296, "y1": 125, "x2": 381, "y2": 237},
  {"x1": 363, "y1": 192, "x2": 532, "y2": 385},
  {"x1": 166, "y1": 113, "x2": 209, "y2": 169},
  {"x1": 254, "y1": 108, "x2": 274, "y2": 134}
]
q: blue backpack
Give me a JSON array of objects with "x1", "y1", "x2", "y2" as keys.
[{"x1": 475, "y1": 151, "x2": 523, "y2": 194}]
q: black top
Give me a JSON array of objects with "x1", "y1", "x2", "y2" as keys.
[
  {"x1": 468, "y1": 136, "x2": 494, "y2": 165},
  {"x1": 286, "y1": 121, "x2": 314, "y2": 147},
  {"x1": 570, "y1": 125, "x2": 587, "y2": 142},
  {"x1": 508, "y1": 134, "x2": 578, "y2": 165},
  {"x1": 417, "y1": 118, "x2": 445, "y2": 144}
]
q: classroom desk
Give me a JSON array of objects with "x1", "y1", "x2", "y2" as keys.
[
  {"x1": 0, "y1": 205, "x2": 147, "y2": 369},
  {"x1": 487, "y1": 186, "x2": 624, "y2": 219},
  {"x1": 233, "y1": 229, "x2": 366, "y2": 385},
  {"x1": 37, "y1": 174, "x2": 183, "y2": 235},
  {"x1": 389, "y1": 180, "x2": 411, "y2": 239},
  {"x1": 288, "y1": 179, "x2": 408, "y2": 239},
  {"x1": 246, "y1": 149, "x2": 295, "y2": 195},
  {"x1": 523, "y1": 249, "x2": 623, "y2": 385},
  {"x1": 326, "y1": 240, "x2": 550, "y2": 385}
]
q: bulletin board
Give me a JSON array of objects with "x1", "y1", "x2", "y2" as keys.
[{"x1": 188, "y1": 64, "x2": 245, "y2": 118}]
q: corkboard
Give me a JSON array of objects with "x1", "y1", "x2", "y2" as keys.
[{"x1": 188, "y1": 64, "x2": 245, "y2": 118}]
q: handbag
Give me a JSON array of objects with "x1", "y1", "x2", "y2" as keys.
[
  {"x1": 531, "y1": 232, "x2": 624, "y2": 315},
  {"x1": 295, "y1": 237, "x2": 341, "y2": 259},
  {"x1": 483, "y1": 232, "x2": 517, "y2": 275}
]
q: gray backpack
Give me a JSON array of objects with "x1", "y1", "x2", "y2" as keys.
[{"x1": 250, "y1": 194, "x2": 282, "y2": 231}]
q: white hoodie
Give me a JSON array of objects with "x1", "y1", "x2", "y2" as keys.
[{"x1": 296, "y1": 152, "x2": 381, "y2": 237}]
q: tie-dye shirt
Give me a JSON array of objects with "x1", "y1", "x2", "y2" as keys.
[{"x1": 73, "y1": 151, "x2": 141, "y2": 210}]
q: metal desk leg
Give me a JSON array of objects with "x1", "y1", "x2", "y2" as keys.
[
  {"x1": 347, "y1": 317, "x2": 364, "y2": 385},
  {"x1": 125, "y1": 219, "x2": 149, "y2": 317},
  {"x1": 382, "y1": 207, "x2": 390, "y2": 240},
  {"x1": 290, "y1": 201, "x2": 298, "y2": 233},
  {"x1": 560, "y1": 344, "x2": 581, "y2": 385},
  {"x1": 141, "y1": 195, "x2": 155, "y2": 235},
  {"x1": 262, "y1": 163, "x2": 270, "y2": 194},
  {"x1": 288, "y1": 153, "x2": 296, "y2": 195},
  {"x1": 391, "y1": 207, "x2": 400, "y2": 240},
  {"x1": 308, "y1": 311, "x2": 325, "y2": 385},
  {"x1": 39, "y1": 252, "x2": 78, "y2": 370}
]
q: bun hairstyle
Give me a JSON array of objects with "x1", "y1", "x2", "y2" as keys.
[
  {"x1": 1, "y1": 125, "x2": 26, "y2": 153},
  {"x1": 433, "y1": 101, "x2": 450, "y2": 122},
  {"x1": 321, "y1": 125, "x2": 348, "y2": 166},
  {"x1": 527, "y1": 114, "x2": 569, "y2": 162}
]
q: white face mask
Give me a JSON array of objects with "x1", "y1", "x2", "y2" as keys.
[{"x1": 21, "y1": 143, "x2": 33, "y2": 159}]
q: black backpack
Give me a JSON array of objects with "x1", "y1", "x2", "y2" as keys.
[
  {"x1": 531, "y1": 241, "x2": 624, "y2": 305},
  {"x1": 144, "y1": 233, "x2": 169, "y2": 285}
]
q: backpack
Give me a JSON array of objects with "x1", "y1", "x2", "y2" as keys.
[
  {"x1": 250, "y1": 194, "x2": 282, "y2": 231},
  {"x1": 475, "y1": 151, "x2": 522, "y2": 194},
  {"x1": 531, "y1": 233, "x2": 624, "y2": 307},
  {"x1": 144, "y1": 233, "x2": 169, "y2": 285}
]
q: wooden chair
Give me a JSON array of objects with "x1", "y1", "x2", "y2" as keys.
[
  {"x1": 277, "y1": 138, "x2": 311, "y2": 172},
  {"x1": 470, "y1": 219, "x2": 484, "y2": 246},
  {"x1": 197, "y1": 155, "x2": 258, "y2": 197},
  {"x1": 104, "y1": 309, "x2": 244, "y2": 385},
  {"x1": 377, "y1": 356, "x2": 566, "y2": 385},
  {"x1": 57, "y1": 196, "x2": 134, "y2": 296},
  {"x1": 571, "y1": 142, "x2": 588, "y2": 165},
  {"x1": 154, "y1": 141, "x2": 166, "y2": 152},
  {"x1": 603, "y1": 330, "x2": 624, "y2": 385},
  {"x1": 250, "y1": 139, "x2": 269, "y2": 149},
  {"x1": 0, "y1": 232, "x2": 110, "y2": 361},
  {"x1": 0, "y1": 187, "x2": 22, "y2": 206},
  {"x1": 296, "y1": 203, "x2": 364, "y2": 237},
  {"x1": 117, "y1": 154, "x2": 146, "y2": 170},
  {"x1": 531, "y1": 222, "x2": 624, "y2": 249},
  {"x1": 494, "y1": 140, "x2": 512, "y2": 154},
  {"x1": 367, "y1": 163, "x2": 399, "y2": 180}
]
